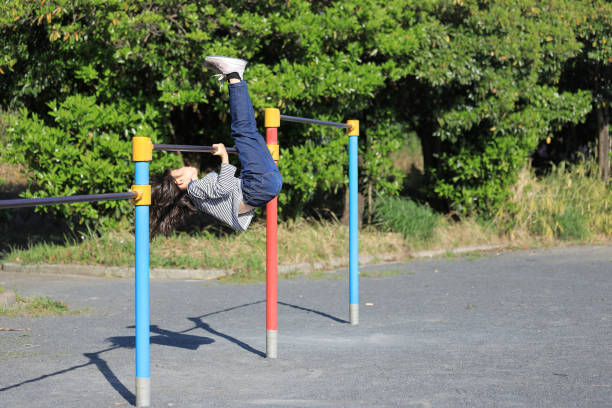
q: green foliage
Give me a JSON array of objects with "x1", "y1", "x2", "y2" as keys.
[
  {"x1": 566, "y1": 0, "x2": 612, "y2": 105},
  {"x1": 362, "y1": 116, "x2": 407, "y2": 196},
  {"x1": 0, "y1": 0, "x2": 608, "y2": 224},
  {"x1": 405, "y1": 0, "x2": 595, "y2": 215},
  {"x1": 5, "y1": 97, "x2": 180, "y2": 226},
  {"x1": 279, "y1": 131, "x2": 347, "y2": 216},
  {"x1": 374, "y1": 196, "x2": 442, "y2": 242},
  {"x1": 0, "y1": 0, "x2": 417, "y2": 221}
]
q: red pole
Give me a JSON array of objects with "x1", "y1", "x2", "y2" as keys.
[{"x1": 265, "y1": 108, "x2": 280, "y2": 358}]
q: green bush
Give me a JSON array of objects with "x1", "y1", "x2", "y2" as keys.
[
  {"x1": 0, "y1": 0, "x2": 608, "y2": 223},
  {"x1": 374, "y1": 196, "x2": 441, "y2": 242},
  {"x1": 408, "y1": 0, "x2": 595, "y2": 216},
  {"x1": 5, "y1": 96, "x2": 180, "y2": 227}
]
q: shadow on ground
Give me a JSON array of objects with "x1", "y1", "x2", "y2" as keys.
[{"x1": 0, "y1": 299, "x2": 346, "y2": 405}]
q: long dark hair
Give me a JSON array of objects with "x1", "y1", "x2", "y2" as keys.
[{"x1": 149, "y1": 170, "x2": 197, "y2": 237}]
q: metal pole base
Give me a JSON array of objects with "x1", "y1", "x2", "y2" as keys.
[
  {"x1": 349, "y1": 304, "x2": 359, "y2": 325},
  {"x1": 136, "y1": 377, "x2": 151, "y2": 407},
  {"x1": 266, "y1": 329, "x2": 278, "y2": 358}
]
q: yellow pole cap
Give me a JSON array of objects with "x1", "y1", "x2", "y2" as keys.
[
  {"x1": 267, "y1": 144, "x2": 280, "y2": 161},
  {"x1": 132, "y1": 137, "x2": 153, "y2": 162},
  {"x1": 265, "y1": 108, "x2": 280, "y2": 128},
  {"x1": 131, "y1": 185, "x2": 151, "y2": 206},
  {"x1": 347, "y1": 120, "x2": 359, "y2": 137}
]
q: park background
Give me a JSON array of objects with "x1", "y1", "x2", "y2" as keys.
[{"x1": 0, "y1": 0, "x2": 610, "y2": 280}]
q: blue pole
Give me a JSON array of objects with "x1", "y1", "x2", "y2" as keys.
[
  {"x1": 348, "y1": 132, "x2": 359, "y2": 325},
  {"x1": 134, "y1": 161, "x2": 150, "y2": 406}
]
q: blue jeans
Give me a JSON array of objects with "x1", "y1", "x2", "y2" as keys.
[{"x1": 229, "y1": 81, "x2": 282, "y2": 207}]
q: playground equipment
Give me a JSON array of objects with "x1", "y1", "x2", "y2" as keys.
[
  {"x1": 0, "y1": 192, "x2": 137, "y2": 209},
  {"x1": 153, "y1": 144, "x2": 238, "y2": 154},
  {"x1": 0, "y1": 111, "x2": 359, "y2": 407},
  {"x1": 263, "y1": 109, "x2": 360, "y2": 359}
]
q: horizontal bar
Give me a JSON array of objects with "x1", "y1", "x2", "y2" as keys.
[
  {"x1": 279, "y1": 115, "x2": 350, "y2": 129},
  {"x1": 153, "y1": 144, "x2": 238, "y2": 154},
  {"x1": 0, "y1": 192, "x2": 137, "y2": 210}
]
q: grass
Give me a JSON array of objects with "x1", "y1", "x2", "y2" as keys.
[
  {"x1": 4, "y1": 219, "x2": 409, "y2": 282},
  {"x1": 307, "y1": 270, "x2": 346, "y2": 280},
  {"x1": 372, "y1": 160, "x2": 612, "y2": 252},
  {"x1": 360, "y1": 269, "x2": 414, "y2": 278},
  {"x1": 0, "y1": 293, "x2": 84, "y2": 317},
  {"x1": 494, "y1": 161, "x2": 612, "y2": 242},
  {"x1": 374, "y1": 197, "x2": 442, "y2": 243}
]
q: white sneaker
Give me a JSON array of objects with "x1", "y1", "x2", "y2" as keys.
[{"x1": 204, "y1": 55, "x2": 248, "y2": 84}]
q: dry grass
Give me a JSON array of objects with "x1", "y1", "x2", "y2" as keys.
[
  {"x1": 494, "y1": 162, "x2": 612, "y2": 243},
  {"x1": 390, "y1": 135, "x2": 423, "y2": 173},
  {"x1": 427, "y1": 218, "x2": 506, "y2": 250},
  {"x1": 0, "y1": 162, "x2": 27, "y2": 193},
  {"x1": 278, "y1": 219, "x2": 407, "y2": 265},
  {"x1": 0, "y1": 110, "x2": 28, "y2": 193},
  {"x1": 5, "y1": 219, "x2": 409, "y2": 281}
]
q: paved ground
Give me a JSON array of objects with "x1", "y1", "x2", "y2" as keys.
[{"x1": 0, "y1": 245, "x2": 611, "y2": 408}]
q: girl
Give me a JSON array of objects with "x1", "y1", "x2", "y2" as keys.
[{"x1": 150, "y1": 56, "x2": 282, "y2": 236}]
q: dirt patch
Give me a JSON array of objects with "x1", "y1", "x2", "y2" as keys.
[{"x1": 0, "y1": 162, "x2": 28, "y2": 198}]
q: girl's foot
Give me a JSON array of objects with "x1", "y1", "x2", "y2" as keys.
[{"x1": 204, "y1": 56, "x2": 248, "y2": 84}]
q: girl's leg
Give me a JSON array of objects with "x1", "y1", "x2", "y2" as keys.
[{"x1": 228, "y1": 81, "x2": 282, "y2": 207}]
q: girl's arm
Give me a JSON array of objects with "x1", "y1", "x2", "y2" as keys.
[
  {"x1": 187, "y1": 143, "x2": 236, "y2": 199},
  {"x1": 187, "y1": 163, "x2": 237, "y2": 199}
]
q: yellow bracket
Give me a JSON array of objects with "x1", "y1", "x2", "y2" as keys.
[
  {"x1": 267, "y1": 144, "x2": 280, "y2": 161},
  {"x1": 132, "y1": 137, "x2": 153, "y2": 162},
  {"x1": 347, "y1": 120, "x2": 359, "y2": 137},
  {"x1": 265, "y1": 108, "x2": 280, "y2": 128},
  {"x1": 131, "y1": 185, "x2": 151, "y2": 206}
]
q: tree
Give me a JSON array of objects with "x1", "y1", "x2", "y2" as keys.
[
  {"x1": 0, "y1": 0, "x2": 603, "y2": 226},
  {"x1": 561, "y1": 0, "x2": 612, "y2": 180},
  {"x1": 400, "y1": 0, "x2": 592, "y2": 215},
  {"x1": 0, "y1": 0, "x2": 413, "y2": 223}
]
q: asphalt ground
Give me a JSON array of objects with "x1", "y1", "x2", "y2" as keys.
[{"x1": 0, "y1": 245, "x2": 611, "y2": 408}]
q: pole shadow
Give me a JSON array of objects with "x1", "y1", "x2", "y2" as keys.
[
  {"x1": 0, "y1": 326, "x2": 215, "y2": 405},
  {"x1": 278, "y1": 301, "x2": 349, "y2": 324},
  {"x1": 1, "y1": 299, "x2": 345, "y2": 403},
  {"x1": 187, "y1": 317, "x2": 266, "y2": 358},
  {"x1": 113, "y1": 325, "x2": 215, "y2": 351},
  {"x1": 0, "y1": 345, "x2": 134, "y2": 404}
]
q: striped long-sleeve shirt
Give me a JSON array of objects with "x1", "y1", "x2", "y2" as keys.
[{"x1": 187, "y1": 163, "x2": 254, "y2": 231}]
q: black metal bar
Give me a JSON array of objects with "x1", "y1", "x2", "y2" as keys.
[
  {"x1": 0, "y1": 192, "x2": 138, "y2": 210},
  {"x1": 279, "y1": 115, "x2": 349, "y2": 129},
  {"x1": 153, "y1": 144, "x2": 238, "y2": 154}
]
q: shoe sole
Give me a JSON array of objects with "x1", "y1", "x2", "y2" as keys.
[{"x1": 204, "y1": 56, "x2": 247, "y2": 74}]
